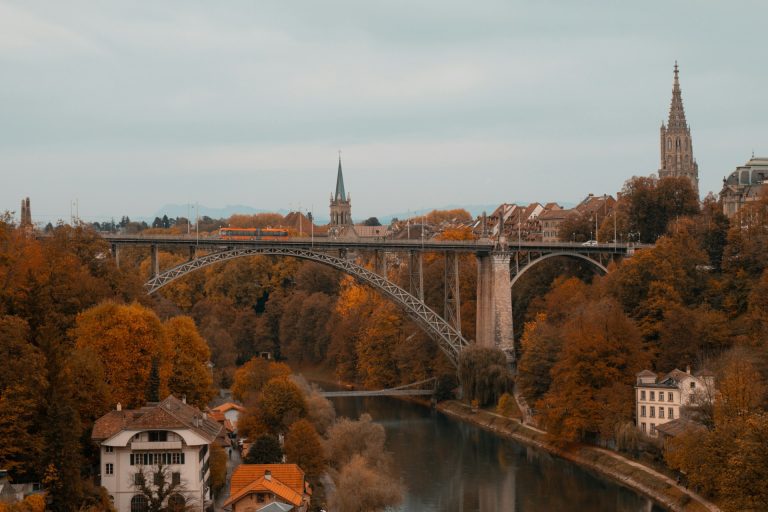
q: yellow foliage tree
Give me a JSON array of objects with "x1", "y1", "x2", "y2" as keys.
[
  {"x1": 231, "y1": 358, "x2": 291, "y2": 402},
  {"x1": 164, "y1": 316, "x2": 215, "y2": 408},
  {"x1": 73, "y1": 301, "x2": 171, "y2": 408}
]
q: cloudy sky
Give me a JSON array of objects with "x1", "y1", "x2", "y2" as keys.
[{"x1": 1, "y1": 1, "x2": 766, "y2": 222}]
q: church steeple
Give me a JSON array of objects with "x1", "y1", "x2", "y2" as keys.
[
  {"x1": 335, "y1": 154, "x2": 347, "y2": 202},
  {"x1": 659, "y1": 62, "x2": 699, "y2": 195},
  {"x1": 667, "y1": 61, "x2": 688, "y2": 130},
  {"x1": 330, "y1": 152, "x2": 352, "y2": 226}
]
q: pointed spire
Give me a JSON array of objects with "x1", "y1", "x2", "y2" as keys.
[
  {"x1": 667, "y1": 61, "x2": 687, "y2": 129},
  {"x1": 335, "y1": 151, "x2": 346, "y2": 202}
]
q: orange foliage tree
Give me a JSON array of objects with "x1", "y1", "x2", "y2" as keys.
[{"x1": 72, "y1": 301, "x2": 172, "y2": 408}]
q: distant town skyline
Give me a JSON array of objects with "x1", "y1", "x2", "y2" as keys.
[{"x1": 2, "y1": 1, "x2": 767, "y2": 223}]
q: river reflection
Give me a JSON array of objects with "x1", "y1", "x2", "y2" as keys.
[{"x1": 324, "y1": 391, "x2": 665, "y2": 512}]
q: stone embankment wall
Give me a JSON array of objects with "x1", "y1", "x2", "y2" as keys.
[{"x1": 438, "y1": 401, "x2": 720, "y2": 512}]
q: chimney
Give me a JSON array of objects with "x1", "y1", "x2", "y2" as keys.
[
  {"x1": 116, "y1": 402, "x2": 122, "y2": 411},
  {"x1": 182, "y1": 394, "x2": 187, "y2": 404},
  {"x1": 686, "y1": 365, "x2": 691, "y2": 375},
  {"x1": 264, "y1": 470, "x2": 271, "y2": 481}
]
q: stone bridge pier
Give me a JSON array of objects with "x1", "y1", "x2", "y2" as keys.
[{"x1": 476, "y1": 251, "x2": 515, "y2": 362}]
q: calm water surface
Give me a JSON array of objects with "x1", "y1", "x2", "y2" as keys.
[{"x1": 323, "y1": 390, "x2": 665, "y2": 512}]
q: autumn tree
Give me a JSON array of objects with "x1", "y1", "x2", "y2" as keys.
[
  {"x1": 537, "y1": 298, "x2": 648, "y2": 442},
  {"x1": 325, "y1": 414, "x2": 387, "y2": 470},
  {"x1": 516, "y1": 313, "x2": 563, "y2": 403},
  {"x1": 210, "y1": 444, "x2": 228, "y2": 497},
  {"x1": 620, "y1": 175, "x2": 699, "y2": 243},
  {"x1": 256, "y1": 377, "x2": 307, "y2": 434},
  {"x1": 231, "y1": 358, "x2": 291, "y2": 402},
  {"x1": 164, "y1": 316, "x2": 215, "y2": 408},
  {"x1": 73, "y1": 301, "x2": 171, "y2": 408},
  {"x1": 329, "y1": 454, "x2": 403, "y2": 512},
  {"x1": 284, "y1": 419, "x2": 325, "y2": 478},
  {"x1": 0, "y1": 316, "x2": 46, "y2": 481}
]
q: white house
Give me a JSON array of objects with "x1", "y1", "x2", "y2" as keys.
[
  {"x1": 92, "y1": 395, "x2": 222, "y2": 512},
  {"x1": 635, "y1": 367, "x2": 715, "y2": 437}
]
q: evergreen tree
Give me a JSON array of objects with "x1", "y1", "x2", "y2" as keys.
[
  {"x1": 147, "y1": 357, "x2": 160, "y2": 402},
  {"x1": 244, "y1": 434, "x2": 283, "y2": 464}
]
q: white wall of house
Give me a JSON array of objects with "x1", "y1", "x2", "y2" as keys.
[{"x1": 100, "y1": 430, "x2": 211, "y2": 512}]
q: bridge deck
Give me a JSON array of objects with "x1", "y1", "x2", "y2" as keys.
[{"x1": 103, "y1": 234, "x2": 645, "y2": 255}]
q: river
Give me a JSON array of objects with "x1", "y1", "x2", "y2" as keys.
[{"x1": 322, "y1": 390, "x2": 665, "y2": 512}]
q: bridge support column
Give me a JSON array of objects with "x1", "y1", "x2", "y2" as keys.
[
  {"x1": 111, "y1": 243, "x2": 120, "y2": 269},
  {"x1": 409, "y1": 251, "x2": 424, "y2": 301},
  {"x1": 444, "y1": 252, "x2": 461, "y2": 332},
  {"x1": 374, "y1": 250, "x2": 388, "y2": 278},
  {"x1": 476, "y1": 251, "x2": 515, "y2": 361},
  {"x1": 150, "y1": 244, "x2": 159, "y2": 278},
  {"x1": 188, "y1": 245, "x2": 196, "y2": 261}
]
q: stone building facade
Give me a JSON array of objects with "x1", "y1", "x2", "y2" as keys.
[
  {"x1": 658, "y1": 62, "x2": 699, "y2": 195},
  {"x1": 719, "y1": 156, "x2": 768, "y2": 218},
  {"x1": 635, "y1": 368, "x2": 715, "y2": 437}
]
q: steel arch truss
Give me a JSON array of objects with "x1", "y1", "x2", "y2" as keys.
[
  {"x1": 509, "y1": 251, "x2": 610, "y2": 289},
  {"x1": 145, "y1": 247, "x2": 470, "y2": 365}
]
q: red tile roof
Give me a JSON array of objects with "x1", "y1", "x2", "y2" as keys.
[
  {"x1": 92, "y1": 395, "x2": 222, "y2": 443},
  {"x1": 224, "y1": 475, "x2": 303, "y2": 507},
  {"x1": 231, "y1": 464, "x2": 305, "y2": 496}
]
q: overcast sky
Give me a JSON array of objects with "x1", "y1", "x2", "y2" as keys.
[{"x1": 1, "y1": 1, "x2": 766, "y2": 222}]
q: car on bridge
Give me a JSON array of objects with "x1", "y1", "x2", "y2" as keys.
[{"x1": 582, "y1": 240, "x2": 598, "y2": 246}]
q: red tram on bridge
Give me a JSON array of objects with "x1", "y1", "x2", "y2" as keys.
[{"x1": 218, "y1": 227, "x2": 289, "y2": 240}]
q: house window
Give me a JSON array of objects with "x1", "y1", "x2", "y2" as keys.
[
  {"x1": 650, "y1": 406, "x2": 655, "y2": 418},
  {"x1": 651, "y1": 424, "x2": 657, "y2": 435},
  {"x1": 131, "y1": 495, "x2": 149, "y2": 512},
  {"x1": 171, "y1": 452, "x2": 184, "y2": 465},
  {"x1": 105, "y1": 446, "x2": 114, "y2": 453},
  {"x1": 105, "y1": 463, "x2": 114, "y2": 475},
  {"x1": 172, "y1": 472, "x2": 181, "y2": 486},
  {"x1": 668, "y1": 392, "x2": 673, "y2": 402},
  {"x1": 650, "y1": 391, "x2": 655, "y2": 401},
  {"x1": 134, "y1": 473, "x2": 145, "y2": 486},
  {"x1": 668, "y1": 408, "x2": 674, "y2": 419},
  {"x1": 148, "y1": 431, "x2": 168, "y2": 442},
  {"x1": 640, "y1": 406, "x2": 646, "y2": 418},
  {"x1": 659, "y1": 408, "x2": 665, "y2": 419},
  {"x1": 641, "y1": 423, "x2": 647, "y2": 433},
  {"x1": 154, "y1": 472, "x2": 163, "y2": 486},
  {"x1": 690, "y1": 382, "x2": 696, "y2": 389},
  {"x1": 640, "y1": 390, "x2": 646, "y2": 401}
]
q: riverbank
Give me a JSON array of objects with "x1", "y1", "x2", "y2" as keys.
[{"x1": 437, "y1": 401, "x2": 720, "y2": 512}]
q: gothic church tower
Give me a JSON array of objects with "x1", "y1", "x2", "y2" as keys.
[
  {"x1": 329, "y1": 155, "x2": 352, "y2": 226},
  {"x1": 658, "y1": 62, "x2": 699, "y2": 195}
]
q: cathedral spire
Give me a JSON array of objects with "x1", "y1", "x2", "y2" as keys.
[
  {"x1": 335, "y1": 151, "x2": 346, "y2": 202},
  {"x1": 667, "y1": 60, "x2": 687, "y2": 130},
  {"x1": 658, "y1": 62, "x2": 699, "y2": 195}
]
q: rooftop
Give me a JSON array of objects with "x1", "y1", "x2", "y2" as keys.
[{"x1": 92, "y1": 395, "x2": 222, "y2": 443}]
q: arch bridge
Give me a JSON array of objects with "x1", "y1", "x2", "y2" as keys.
[{"x1": 105, "y1": 235, "x2": 643, "y2": 366}]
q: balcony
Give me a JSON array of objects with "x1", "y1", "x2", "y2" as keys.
[{"x1": 131, "y1": 441, "x2": 182, "y2": 450}]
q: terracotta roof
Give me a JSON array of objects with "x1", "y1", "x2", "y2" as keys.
[
  {"x1": 92, "y1": 395, "x2": 222, "y2": 443},
  {"x1": 636, "y1": 370, "x2": 657, "y2": 377},
  {"x1": 538, "y1": 208, "x2": 571, "y2": 220},
  {"x1": 231, "y1": 464, "x2": 305, "y2": 496},
  {"x1": 212, "y1": 402, "x2": 246, "y2": 414},
  {"x1": 209, "y1": 410, "x2": 226, "y2": 422},
  {"x1": 224, "y1": 475, "x2": 303, "y2": 507},
  {"x1": 655, "y1": 418, "x2": 707, "y2": 438}
]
